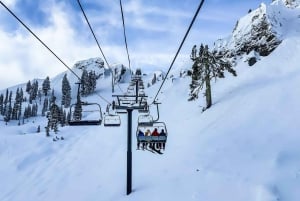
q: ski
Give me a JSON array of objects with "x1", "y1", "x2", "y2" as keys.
[{"x1": 148, "y1": 146, "x2": 163, "y2": 155}]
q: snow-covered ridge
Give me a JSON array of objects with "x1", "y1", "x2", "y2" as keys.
[{"x1": 214, "y1": 0, "x2": 300, "y2": 66}]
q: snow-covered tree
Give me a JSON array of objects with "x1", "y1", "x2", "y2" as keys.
[
  {"x1": 61, "y1": 74, "x2": 71, "y2": 108},
  {"x1": 26, "y1": 80, "x2": 31, "y2": 94},
  {"x1": 11, "y1": 88, "x2": 19, "y2": 120},
  {"x1": 152, "y1": 73, "x2": 157, "y2": 85},
  {"x1": 3, "y1": 89, "x2": 9, "y2": 116},
  {"x1": 0, "y1": 94, "x2": 3, "y2": 115},
  {"x1": 88, "y1": 71, "x2": 97, "y2": 94},
  {"x1": 4, "y1": 91, "x2": 13, "y2": 123},
  {"x1": 29, "y1": 80, "x2": 38, "y2": 104},
  {"x1": 47, "y1": 96, "x2": 60, "y2": 133},
  {"x1": 50, "y1": 89, "x2": 56, "y2": 104},
  {"x1": 81, "y1": 70, "x2": 97, "y2": 96},
  {"x1": 189, "y1": 44, "x2": 237, "y2": 109},
  {"x1": 42, "y1": 76, "x2": 51, "y2": 96},
  {"x1": 42, "y1": 97, "x2": 49, "y2": 116},
  {"x1": 73, "y1": 94, "x2": 82, "y2": 121},
  {"x1": 81, "y1": 69, "x2": 89, "y2": 96}
]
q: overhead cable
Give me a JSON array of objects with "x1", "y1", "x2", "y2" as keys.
[
  {"x1": 77, "y1": 0, "x2": 111, "y2": 69},
  {"x1": 0, "y1": 1, "x2": 81, "y2": 80},
  {"x1": 152, "y1": 0, "x2": 205, "y2": 103},
  {"x1": 1, "y1": 1, "x2": 111, "y2": 104},
  {"x1": 119, "y1": 0, "x2": 131, "y2": 70}
]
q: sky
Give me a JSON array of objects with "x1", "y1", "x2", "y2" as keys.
[{"x1": 0, "y1": 0, "x2": 271, "y2": 90}]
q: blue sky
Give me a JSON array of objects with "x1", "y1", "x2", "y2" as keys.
[{"x1": 0, "y1": 0, "x2": 271, "y2": 89}]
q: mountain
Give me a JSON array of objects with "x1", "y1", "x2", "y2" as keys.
[
  {"x1": 1, "y1": 1, "x2": 300, "y2": 201},
  {"x1": 214, "y1": 0, "x2": 300, "y2": 66}
]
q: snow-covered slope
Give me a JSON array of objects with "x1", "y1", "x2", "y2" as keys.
[{"x1": 1, "y1": 1, "x2": 300, "y2": 201}]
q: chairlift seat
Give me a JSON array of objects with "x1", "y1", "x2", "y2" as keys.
[
  {"x1": 136, "y1": 121, "x2": 168, "y2": 143},
  {"x1": 68, "y1": 102, "x2": 103, "y2": 126},
  {"x1": 104, "y1": 114, "x2": 121, "y2": 127},
  {"x1": 68, "y1": 120, "x2": 102, "y2": 126}
]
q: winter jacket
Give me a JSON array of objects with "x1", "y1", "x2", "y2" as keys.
[{"x1": 152, "y1": 129, "x2": 159, "y2": 136}]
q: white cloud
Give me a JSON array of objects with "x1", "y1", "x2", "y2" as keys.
[
  {"x1": 1, "y1": 0, "x2": 18, "y2": 7},
  {"x1": 0, "y1": 1, "x2": 98, "y2": 89}
]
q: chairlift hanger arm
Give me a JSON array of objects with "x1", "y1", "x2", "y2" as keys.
[
  {"x1": 115, "y1": 105, "x2": 145, "y2": 111},
  {"x1": 153, "y1": 102, "x2": 161, "y2": 122},
  {"x1": 112, "y1": 95, "x2": 148, "y2": 98}
]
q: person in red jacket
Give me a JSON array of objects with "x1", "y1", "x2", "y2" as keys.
[
  {"x1": 151, "y1": 128, "x2": 159, "y2": 136},
  {"x1": 151, "y1": 128, "x2": 159, "y2": 149}
]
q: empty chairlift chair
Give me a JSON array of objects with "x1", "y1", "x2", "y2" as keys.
[
  {"x1": 104, "y1": 114, "x2": 121, "y2": 127},
  {"x1": 68, "y1": 102, "x2": 103, "y2": 126}
]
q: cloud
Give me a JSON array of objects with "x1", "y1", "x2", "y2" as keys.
[{"x1": 0, "y1": 0, "x2": 98, "y2": 89}]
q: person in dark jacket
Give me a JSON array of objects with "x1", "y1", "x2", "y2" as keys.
[
  {"x1": 137, "y1": 129, "x2": 144, "y2": 149},
  {"x1": 159, "y1": 129, "x2": 167, "y2": 150}
]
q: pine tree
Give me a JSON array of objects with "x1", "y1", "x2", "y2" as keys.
[
  {"x1": 12, "y1": 88, "x2": 20, "y2": 120},
  {"x1": 42, "y1": 97, "x2": 49, "y2": 116},
  {"x1": 89, "y1": 71, "x2": 97, "y2": 94},
  {"x1": 81, "y1": 69, "x2": 89, "y2": 96},
  {"x1": 38, "y1": 89, "x2": 42, "y2": 104},
  {"x1": 189, "y1": 44, "x2": 237, "y2": 109},
  {"x1": 27, "y1": 104, "x2": 32, "y2": 118},
  {"x1": 4, "y1": 91, "x2": 12, "y2": 123},
  {"x1": 66, "y1": 110, "x2": 71, "y2": 125},
  {"x1": 47, "y1": 96, "x2": 60, "y2": 132},
  {"x1": 60, "y1": 107, "x2": 66, "y2": 127},
  {"x1": 29, "y1": 80, "x2": 38, "y2": 104},
  {"x1": 42, "y1": 76, "x2": 51, "y2": 96},
  {"x1": 50, "y1": 89, "x2": 56, "y2": 104},
  {"x1": 0, "y1": 94, "x2": 3, "y2": 115},
  {"x1": 61, "y1": 74, "x2": 71, "y2": 108},
  {"x1": 31, "y1": 103, "x2": 38, "y2": 117},
  {"x1": 3, "y1": 89, "x2": 8, "y2": 116},
  {"x1": 73, "y1": 94, "x2": 82, "y2": 121},
  {"x1": 152, "y1": 73, "x2": 157, "y2": 85},
  {"x1": 23, "y1": 107, "x2": 28, "y2": 119},
  {"x1": 18, "y1": 88, "x2": 23, "y2": 120},
  {"x1": 26, "y1": 80, "x2": 31, "y2": 94}
]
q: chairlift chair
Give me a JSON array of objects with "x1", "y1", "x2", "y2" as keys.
[
  {"x1": 137, "y1": 114, "x2": 154, "y2": 126},
  {"x1": 68, "y1": 102, "x2": 103, "y2": 126},
  {"x1": 138, "y1": 101, "x2": 148, "y2": 113},
  {"x1": 104, "y1": 114, "x2": 121, "y2": 127},
  {"x1": 136, "y1": 121, "x2": 168, "y2": 148}
]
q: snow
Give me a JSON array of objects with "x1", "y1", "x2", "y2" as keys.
[{"x1": 1, "y1": 1, "x2": 300, "y2": 201}]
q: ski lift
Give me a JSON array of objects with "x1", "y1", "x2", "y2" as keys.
[
  {"x1": 103, "y1": 103, "x2": 121, "y2": 127},
  {"x1": 68, "y1": 102, "x2": 103, "y2": 126},
  {"x1": 138, "y1": 101, "x2": 148, "y2": 113},
  {"x1": 104, "y1": 114, "x2": 121, "y2": 127},
  {"x1": 136, "y1": 102, "x2": 168, "y2": 150},
  {"x1": 136, "y1": 121, "x2": 168, "y2": 148},
  {"x1": 138, "y1": 114, "x2": 154, "y2": 126}
]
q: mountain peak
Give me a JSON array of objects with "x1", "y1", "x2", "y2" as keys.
[{"x1": 213, "y1": 0, "x2": 300, "y2": 66}]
